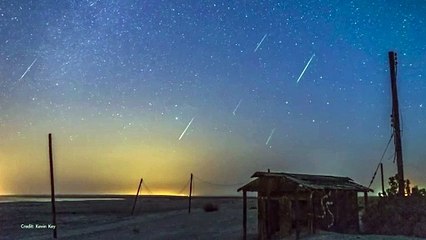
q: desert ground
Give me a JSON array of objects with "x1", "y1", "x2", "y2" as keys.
[{"x1": 0, "y1": 196, "x2": 423, "y2": 240}]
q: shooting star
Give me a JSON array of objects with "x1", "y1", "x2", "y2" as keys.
[
  {"x1": 254, "y1": 34, "x2": 267, "y2": 52},
  {"x1": 265, "y1": 128, "x2": 276, "y2": 145},
  {"x1": 18, "y1": 58, "x2": 38, "y2": 81},
  {"x1": 232, "y1": 99, "x2": 242, "y2": 116},
  {"x1": 90, "y1": 0, "x2": 99, "y2": 6},
  {"x1": 296, "y1": 53, "x2": 315, "y2": 83},
  {"x1": 178, "y1": 117, "x2": 195, "y2": 140}
]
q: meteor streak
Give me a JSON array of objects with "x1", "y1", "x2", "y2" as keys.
[
  {"x1": 254, "y1": 34, "x2": 267, "y2": 52},
  {"x1": 265, "y1": 128, "x2": 276, "y2": 145},
  {"x1": 232, "y1": 99, "x2": 242, "y2": 116},
  {"x1": 178, "y1": 117, "x2": 195, "y2": 140},
  {"x1": 296, "y1": 53, "x2": 315, "y2": 83},
  {"x1": 18, "y1": 58, "x2": 38, "y2": 81}
]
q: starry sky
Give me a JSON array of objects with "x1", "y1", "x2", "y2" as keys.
[{"x1": 0, "y1": 0, "x2": 425, "y2": 195}]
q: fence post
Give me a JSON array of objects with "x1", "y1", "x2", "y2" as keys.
[
  {"x1": 131, "y1": 178, "x2": 143, "y2": 216},
  {"x1": 188, "y1": 173, "x2": 193, "y2": 213},
  {"x1": 48, "y1": 133, "x2": 57, "y2": 239}
]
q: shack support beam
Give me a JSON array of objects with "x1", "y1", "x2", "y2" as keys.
[
  {"x1": 363, "y1": 191, "x2": 368, "y2": 210},
  {"x1": 243, "y1": 190, "x2": 247, "y2": 240}
]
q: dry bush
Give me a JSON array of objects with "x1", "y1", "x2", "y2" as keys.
[
  {"x1": 413, "y1": 217, "x2": 426, "y2": 238},
  {"x1": 132, "y1": 227, "x2": 140, "y2": 234},
  {"x1": 203, "y1": 202, "x2": 219, "y2": 212},
  {"x1": 363, "y1": 196, "x2": 426, "y2": 237}
]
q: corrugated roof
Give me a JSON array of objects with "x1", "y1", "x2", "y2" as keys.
[
  {"x1": 237, "y1": 178, "x2": 259, "y2": 192},
  {"x1": 238, "y1": 171, "x2": 373, "y2": 192}
]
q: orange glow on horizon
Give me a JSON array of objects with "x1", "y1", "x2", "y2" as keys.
[{"x1": 115, "y1": 189, "x2": 188, "y2": 197}]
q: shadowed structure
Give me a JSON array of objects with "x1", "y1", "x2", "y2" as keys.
[{"x1": 238, "y1": 171, "x2": 373, "y2": 240}]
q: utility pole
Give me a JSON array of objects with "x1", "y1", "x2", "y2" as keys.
[
  {"x1": 188, "y1": 173, "x2": 193, "y2": 213},
  {"x1": 388, "y1": 51, "x2": 405, "y2": 196},
  {"x1": 48, "y1": 133, "x2": 58, "y2": 238},
  {"x1": 380, "y1": 163, "x2": 385, "y2": 196},
  {"x1": 131, "y1": 178, "x2": 143, "y2": 216}
]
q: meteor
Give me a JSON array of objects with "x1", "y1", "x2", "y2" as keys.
[
  {"x1": 178, "y1": 117, "x2": 195, "y2": 140},
  {"x1": 18, "y1": 58, "x2": 38, "y2": 81},
  {"x1": 254, "y1": 34, "x2": 267, "y2": 52},
  {"x1": 232, "y1": 99, "x2": 242, "y2": 116},
  {"x1": 265, "y1": 128, "x2": 276, "y2": 145},
  {"x1": 296, "y1": 53, "x2": 315, "y2": 83}
]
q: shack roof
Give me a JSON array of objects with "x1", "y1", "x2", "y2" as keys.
[{"x1": 238, "y1": 171, "x2": 373, "y2": 192}]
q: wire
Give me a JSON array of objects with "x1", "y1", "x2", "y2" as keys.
[
  {"x1": 142, "y1": 181, "x2": 153, "y2": 194},
  {"x1": 387, "y1": 152, "x2": 395, "y2": 161},
  {"x1": 176, "y1": 179, "x2": 190, "y2": 195},
  {"x1": 133, "y1": 174, "x2": 248, "y2": 195},
  {"x1": 368, "y1": 133, "x2": 394, "y2": 188},
  {"x1": 368, "y1": 164, "x2": 380, "y2": 189},
  {"x1": 379, "y1": 133, "x2": 394, "y2": 165},
  {"x1": 193, "y1": 175, "x2": 247, "y2": 187}
]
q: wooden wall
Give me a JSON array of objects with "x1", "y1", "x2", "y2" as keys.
[{"x1": 253, "y1": 177, "x2": 361, "y2": 239}]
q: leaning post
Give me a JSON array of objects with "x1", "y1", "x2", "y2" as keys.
[
  {"x1": 188, "y1": 173, "x2": 193, "y2": 213},
  {"x1": 48, "y1": 133, "x2": 58, "y2": 239},
  {"x1": 131, "y1": 178, "x2": 143, "y2": 216}
]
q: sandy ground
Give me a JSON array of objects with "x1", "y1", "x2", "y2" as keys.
[{"x1": 1, "y1": 196, "x2": 424, "y2": 240}]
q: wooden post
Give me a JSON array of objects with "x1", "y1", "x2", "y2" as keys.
[
  {"x1": 264, "y1": 181, "x2": 270, "y2": 239},
  {"x1": 243, "y1": 190, "x2": 247, "y2": 240},
  {"x1": 356, "y1": 192, "x2": 360, "y2": 233},
  {"x1": 380, "y1": 163, "x2": 385, "y2": 196},
  {"x1": 388, "y1": 51, "x2": 405, "y2": 196},
  {"x1": 363, "y1": 191, "x2": 368, "y2": 210},
  {"x1": 309, "y1": 191, "x2": 315, "y2": 234},
  {"x1": 294, "y1": 193, "x2": 301, "y2": 240},
  {"x1": 188, "y1": 173, "x2": 193, "y2": 213},
  {"x1": 131, "y1": 178, "x2": 143, "y2": 216},
  {"x1": 265, "y1": 196, "x2": 270, "y2": 240},
  {"x1": 334, "y1": 190, "x2": 339, "y2": 230},
  {"x1": 48, "y1": 133, "x2": 57, "y2": 239}
]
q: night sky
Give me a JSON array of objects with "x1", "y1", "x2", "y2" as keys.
[{"x1": 0, "y1": 0, "x2": 425, "y2": 195}]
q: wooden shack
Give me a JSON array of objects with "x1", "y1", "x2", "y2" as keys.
[{"x1": 238, "y1": 171, "x2": 372, "y2": 240}]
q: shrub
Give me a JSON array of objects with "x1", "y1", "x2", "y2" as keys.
[
  {"x1": 413, "y1": 217, "x2": 426, "y2": 238},
  {"x1": 412, "y1": 186, "x2": 426, "y2": 197},
  {"x1": 362, "y1": 175, "x2": 426, "y2": 237},
  {"x1": 363, "y1": 196, "x2": 426, "y2": 236},
  {"x1": 203, "y1": 202, "x2": 219, "y2": 212}
]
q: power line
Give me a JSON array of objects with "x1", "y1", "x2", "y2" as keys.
[
  {"x1": 142, "y1": 181, "x2": 153, "y2": 194},
  {"x1": 130, "y1": 174, "x2": 248, "y2": 195},
  {"x1": 193, "y1": 175, "x2": 247, "y2": 187},
  {"x1": 176, "y1": 179, "x2": 190, "y2": 195},
  {"x1": 387, "y1": 152, "x2": 395, "y2": 161},
  {"x1": 368, "y1": 133, "x2": 394, "y2": 188}
]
